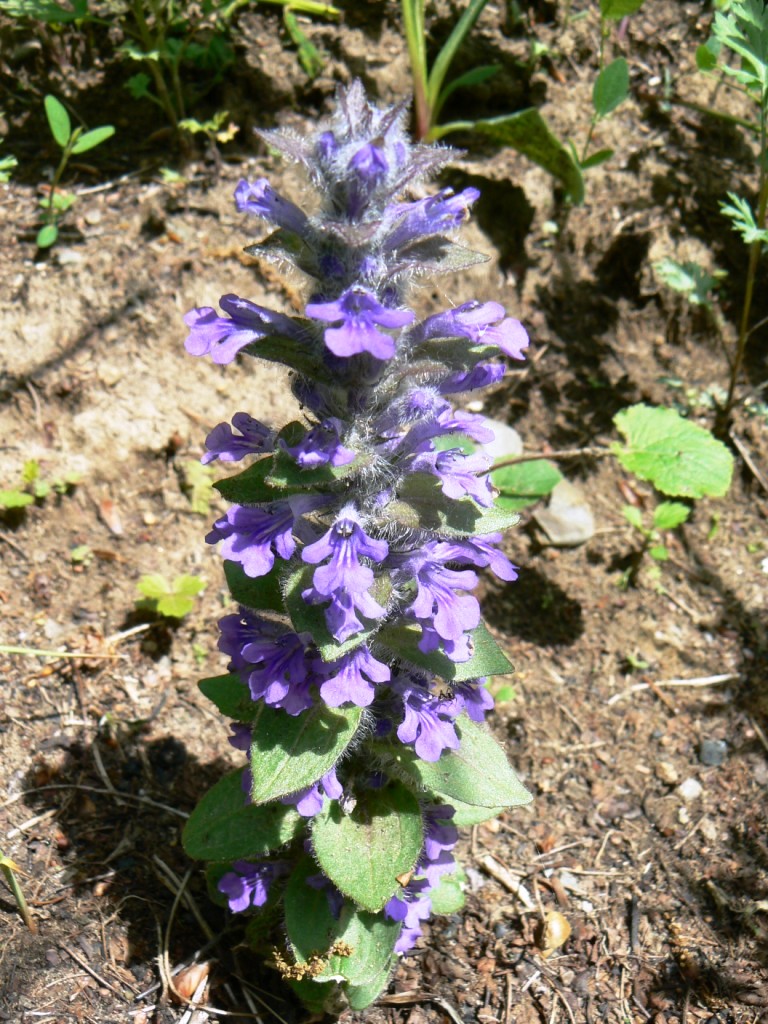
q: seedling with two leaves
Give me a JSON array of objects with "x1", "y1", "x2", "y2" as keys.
[
  {"x1": 38, "y1": 95, "x2": 114, "y2": 248},
  {"x1": 135, "y1": 573, "x2": 205, "y2": 619},
  {"x1": 0, "y1": 459, "x2": 81, "y2": 511}
]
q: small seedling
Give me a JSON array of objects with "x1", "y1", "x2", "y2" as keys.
[
  {"x1": 0, "y1": 459, "x2": 81, "y2": 510},
  {"x1": 181, "y1": 460, "x2": 215, "y2": 516},
  {"x1": 0, "y1": 144, "x2": 17, "y2": 183},
  {"x1": 70, "y1": 544, "x2": 93, "y2": 569},
  {"x1": 38, "y1": 95, "x2": 114, "y2": 248},
  {"x1": 0, "y1": 848, "x2": 36, "y2": 933},
  {"x1": 135, "y1": 573, "x2": 205, "y2": 618},
  {"x1": 654, "y1": 258, "x2": 727, "y2": 309}
]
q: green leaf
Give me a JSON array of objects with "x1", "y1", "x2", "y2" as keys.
[
  {"x1": 36, "y1": 223, "x2": 58, "y2": 248},
  {"x1": 198, "y1": 672, "x2": 263, "y2": 721},
  {"x1": 70, "y1": 125, "x2": 114, "y2": 154},
  {"x1": 213, "y1": 457, "x2": 289, "y2": 503},
  {"x1": 649, "y1": 544, "x2": 669, "y2": 561},
  {"x1": 155, "y1": 593, "x2": 195, "y2": 618},
  {"x1": 599, "y1": 0, "x2": 644, "y2": 18},
  {"x1": 266, "y1": 422, "x2": 368, "y2": 489},
  {"x1": 429, "y1": 864, "x2": 467, "y2": 915},
  {"x1": 395, "y1": 474, "x2": 521, "y2": 536},
  {"x1": 173, "y1": 574, "x2": 206, "y2": 597},
  {"x1": 224, "y1": 560, "x2": 285, "y2": 614},
  {"x1": 311, "y1": 782, "x2": 423, "y2": 911},
  {"x1": 377, "y1": 622, "x2": 514, "y2": 682},
  {"x1": 653, "y1": 501, "x2": 690, "y2": 530},
  {"x1": 466, "y1": 110, "x2": 584, "y2": 204},
  {"x1": 182, "y1": 769, "x2": 302, "y2": 861},
  {"x1": 44, "y1": 94, "x2": 71, "y2": 147},
  {"x1": 1, "y1": 0, "x2": 90, "y2": 23},
  {"x1": 622, "y1": 504, "x2": 645, "y2": 530},
  {"x1": 182, "y1": 460, "x2": 215, "y2": 515},
  {"x1": 593, "y1": 57, "x2": 629, "y2": 118},
  {"x1": 240, "y1": 329, "x2": 333, "y2": 382},
  {"x1": 612, "y1": 404, "x2": 734, "y2": 498},
  {"x1": 136, "y1": 574, "x2": 169, "y2": 599},
  {"x1": 720, "y1": 192, "x2": 768, "y2": 245},
  {"x1": 383, "y1": 716, "x2": 532, "y2": 810},
  {"x1": 285, "y1": 857, "x2": 401, "y2": 986},
  {"x1": 0, "y1": 490, "x2": 34, "y2": 509},
  {"x1": 249, "y1": 702, "x2": 362, "y2": 804},
  {"x1": 426, "y1": 0, "x2": 493, "y2": 114},
  {"x1": 580, "y1": 147, "x2": 614, "y2": 169},
  {"x1": 654, "y1": 258, "x2": 724, "y2": 307},
  {"x1": 283, "y1": 7, "x2": 324, "y2": 78},
  {"x1": 696, "y1": 37, "x2": 721, "y2": 72},
  {"x1": 490, "y1": 459, "x2": 563, "y2": 510},
  {"x1": 446, "y1": 795, "x2": 507, "y2": 826},
  {"x1": 125, "y1": 72, "x2": 152, "y2": 100}
]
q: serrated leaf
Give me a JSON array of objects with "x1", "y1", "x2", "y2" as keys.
[
  {"x1": 600, "y1": 0, "x2": 644, "y2": 18},
  {"x1": 44, "y1": 94, "x2": 71, "y2": 147},
  {"x1": 696, "y1": 38, "x2": 721, "y2": 71},
  {"x1": 156, "y1": 593, "x2": 195, "y2": 618},
  {"x1": 242, "y1": 330, "x2": 332, "y2": 382},
  {"x1": 622, "y1": 504, "x2": 644, "y2": 530},
  {"x1": 285, "y1": 856, "x2": 401, "y2": 986},
  {"x1": 382, "y1": 716, "x2": 532, "y2": 809},
  {"x1": 224, "y1": 559, "x2": 286, "y2": 614},
  {"x1": 654, "y1": 258, "x2": 722, "y2": 307},
  {"x1": 653, "y1": 501, "x2": 690, "y2": 530},
  {"x1": 198, "y1": 672, "x2": 262, "y2": 720},
  {"x1": 593, "y1": 57, "x2": 630, "y2": 118},
  {"x1": 377, "y1": 621, "x2": 514, "y2": 682},
  {"x1": 0, "y1": 490, "x2": 34, "y2": 509},
  {"x1": 249, "y1": 702, "x2": 362, "y2": 804},
  {"x1": 70, "y1": 124, "x2": 114, "y2": 154},
  {"x1": 182, "y1": 769, "x2": 302, "y2": 860},
  {"x1": 612, "y1": 404, "x2": 734, "y2": 498},
  {"x1": 36, "y1": 223, "x2": 58, "y2": 248},
  {"x1": 283, "y1": 7, "x2": 324, "y2": 78},
  {"x1": 136, "y1": 574, "x2": 169, "y2": 599},
  {"x1": 311, "y1": 782, "x2": 423, "y2": 911},
  {"x1": 490, "y1": 459, "x2": 563, "y2": 510},
  {"x1": 468, "y1": 109, "x2": 584, "y2": 204},
  {"x1": 429, "y1": 864, "x2": 467, "y2": 915}
]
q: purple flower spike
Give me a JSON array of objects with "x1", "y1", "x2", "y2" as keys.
[
  {"x1": 394, "y1": 679, "x2": 461, "y2": 762},
  {"x1": 203, "y1": 412, "x2": 272, "y2": 465},
  {"x1": 243, "y1": 631, "x2": 313, "y2": 715},
  {"x1": 302, "y1": 507, "x2": 389, "y2": 642},
  {"x1": 449, "y1": 679, "x2": 494, "y2": 722},
  {"x1": 207, "y1": 495, "x2": 321, "y2": 579},
  {"x1": 422, "y1": 804, "x2": 458, "y2": 862},
  {"x1": 218, "y1": 609, "x2": 281, "y2": 672},
  {"x1": 282, "y1": 767, "x2": 343, "y2": 817},
  {"x1": 438, "y1": 362, "x2": 506, "y2": 394},
  {"x1": 228, "y1": 723, "x2": 252, "y2": 752},
  {"x1": 280, "y1": 418, "x2": 355, "y2": 469},
  {"x1": 235, "y1": 178, "x2": 309, "y2": 236},
  {"x1": 218, "y1": 860, "x2": 283, "y2": 913},
  {"x1": 416, "y1": 301, "x2": 530, "y2": 361},
  {"x1": 306, "y1": 287, "x2": 414, "y2": 360},
  {"x1": 318, "y1": 645, "x2": 390, "y2": 707},
  {"x1": 410, "y1": 448, "x2": 495, "y2": 507},
  {"x1": 403, "y1": 546, "x2": 481, "y2": 643},
  {"x1": 184, "y1": 294, "x2": 298, "y2": 365},
  {"x1": 385, "y1": 878, "x2": 432, "y2": 953},
  {"x1": 384, "y1": 187, "x2": 480, "y2": 249},
  {"x1": 436, "y1": 535, "x2": 519, "y2": 583}
]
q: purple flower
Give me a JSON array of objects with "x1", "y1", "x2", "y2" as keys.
[
  {"x1": 417, "y1": 625, "x2": 472, "y2": 663},
  {"x1": 302, "y1": 507, "x2": 389, "y2": 642},
  {"x1": 392, "y1": 677, "x2": 461, "y2": 762},
  {"x1": 207, "y1": 495, "x2": 320, "y2": 578},
  {"x1": 415, "y1": 301, "x2": 529, "y2": 361},
  {"x1": 218, "y1": 608, "x2": 281, "y2": 672},
  {"x1": 280, "y1": 418, "x2": 355, "y2": 469},
  {"x1": 282, "y1": 767, "x2": 343, "y2": 817},
  {"x1": 228, "y1": 723, "x2": 252, "y2": 751},
  {"x1": 409, "y1": 448, "x2": 495, "y2": 507},
  {"x1": 385, "y1": 878, "x2": 432, "y2": 953},
  {"x1": 448, "y1": 679, "x2": 494, "y2": 722},
  {"x1": 384, "y1": 187, "x2": 480, "y2": 249},
  {"x1": 242, "y1": 631, "x2": 314, "y2": 715},
  {"x1": 402, "y1": 545, "x2": 481, "y2": 643},
  {"x1": 399, "y1": 407, "x2": 495, "y2": 454},
  {"x1": 438, "y1": 362, "x2": 506, "y2": 394},
  {"x1": 317, "y1": 645, "x2": 390, "y2": 707},
  {"x1": 306, "y1": 872, "x2": 344, "y2": 918},
  {"x1": 347, "y1": 142, "x2": 390, "y2": 217},
  {"x1": 218, "y1": 860, "x2": 283, "y2": 913},
  {"x1": 235, "y1": 178, "x2": 309, "y2": 236},
  {"x1": 184, "y1": 294, "x2": 299, "y2": 365},
  {"x1": 434, "y1": 535, "x2": 519, "y2": 583},
  {"x1": 306, "y1": 288, "x2": 414, "y2": 360},
  {"x1": 202, "y1": 412, "x2": 272, "y2": 465}
]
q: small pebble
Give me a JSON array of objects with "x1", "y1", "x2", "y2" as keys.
[
  {"x1": 698, "y1": 739, "x2": 728, "y2": 767},
  {"x1": 677, "y1": 777, "x2": 703, "y2": 801},
  {"x1": 655, "y1": 761, "x2": 679, "y2": 785}
]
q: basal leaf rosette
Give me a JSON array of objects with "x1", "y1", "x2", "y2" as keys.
[{"x1": 182, "y1": 80, "x2": 532, "y2": 1012}]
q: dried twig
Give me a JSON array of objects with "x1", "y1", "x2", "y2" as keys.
[
  {"x1": 606, "y1": 673, "x2": 739, "y2": 705},
  {"x1": 479, "y1": 854, "x2": 536, "y2": 910},
  {"x1": 59, "y1": 942, "x2": 130, "y2": 1000}
]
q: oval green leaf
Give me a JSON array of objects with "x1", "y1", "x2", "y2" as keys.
[
  {"x1": 593, "y1": 57, "x2": 629, "y2": 119},
  {"x1": 70, "y1": 125, "x2": 115, "y2": 154},
  {"x1": 311, "y1": 782, "x2": 423, "y2": 912},
  {"x1": 44, "y1": 94, "x2": 71, "y2": 147}
]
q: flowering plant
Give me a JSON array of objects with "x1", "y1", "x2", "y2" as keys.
[{"x1": 181, "y1": 81, "x2": 531, "y2": 1013}]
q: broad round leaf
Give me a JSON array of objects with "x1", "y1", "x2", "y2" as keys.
[
  {"x1": 182, "y1": 769, "x2": 301, "y2": 860},
  {"x1": 652, "y1": 501, "x2": 690, "y2": 531},
  {"x1": 599, "y1": 0, "x2": 644, "y2": 18},
  {"x1": 311, "y1": 782, "x2": 423, "y2": 911},
  {"x1": 249, "y1": 702, "x2": 362, "y2": 804},
  {"x1": 613, "y1": 404, "x2": 733, "y2": 498},
  {"x1": 36, "y1": 223, "x2": 58, "y2": 248}
]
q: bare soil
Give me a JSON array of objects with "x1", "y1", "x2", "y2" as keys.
[{"x1": 1, "y1": 2, "x2": 767, "y2": 1023}]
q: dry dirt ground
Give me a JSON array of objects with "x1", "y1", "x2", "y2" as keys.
[{"x1": 1, "y1": 2, "x2": 767, "y2": 1023}]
